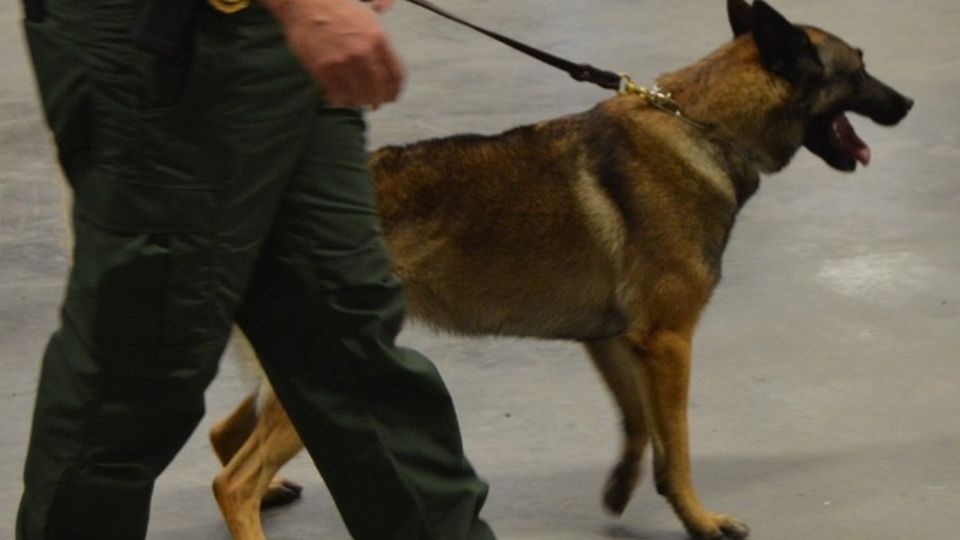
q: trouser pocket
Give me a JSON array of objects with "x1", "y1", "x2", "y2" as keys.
[{"x1": 63, "y1": 217, "x2": 224, "y2": 357}]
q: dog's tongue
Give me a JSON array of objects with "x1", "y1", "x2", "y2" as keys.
[{"x1": 833, "y1": 114, "x2": 871, "y2": 166}]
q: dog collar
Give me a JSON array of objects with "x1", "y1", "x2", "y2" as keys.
[{"x1": 618, "y1": 74, "x2": 759, "y2": 166}]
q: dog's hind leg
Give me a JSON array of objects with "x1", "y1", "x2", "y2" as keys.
[
  {"x1": 210, "y1": 386, "x2": 306, "y2": 510},
  {"x1": 210, "y1": 391, "x2": 259, "y2": 466},
  {"x1": 585, "y1": 337, "x2": 650, "y2": 515},
  {"x1": 213, "y1": 386, "x2": 305, "y2": 540},
  {"x1": 630, "y1": 328, "x2": 749, "y2": 540}
]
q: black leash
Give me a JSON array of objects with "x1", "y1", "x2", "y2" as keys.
[
  {"x1": 402, "y1": 0, "x2": 624, "y2": 92},
  {"x1": 401, "y1": 0, "x2": 711, "y2": 129}
]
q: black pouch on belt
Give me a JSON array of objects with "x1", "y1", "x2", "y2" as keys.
[{"x1": 132, "y1": 0, "x2": 199, "y2": 56}]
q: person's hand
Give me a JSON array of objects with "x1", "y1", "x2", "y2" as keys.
[{"x1": 264, "y1": 0, "x2": 405, "y2": 108}]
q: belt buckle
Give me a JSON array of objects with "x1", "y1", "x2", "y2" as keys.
[{"x1": 208, "y1": 0, "x2": 250, "y2": 14}]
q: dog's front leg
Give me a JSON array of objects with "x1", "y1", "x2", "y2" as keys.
[
  {"x1": 213, "y1": 386, "x2": 305, "y2": 540},
  {"x1": 585, "y1": 338, "x2": 651, "y2": 514},
  {"x1": 632, "y1": 329, "x2": 749, "y2": 540}
]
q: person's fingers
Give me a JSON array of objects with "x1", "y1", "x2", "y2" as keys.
[
  {"x1": 311, "y1": 56, "x2": 356, "y2": 107},
  {"x1": 356, "y1": 44, "x2": 393, "y2": 107},
  {"x1": 377, "y1": 40, "x2": 405, "y2": 103},
  {"x1": 342, "y1": 29, "x2": 391, "y2": 107},
  {"x1": 326, "y1": 67, "x2": 368, "y2": 107},
  {"x1": 326, "y1": 39, "x2": 402, "y2": 108},
  {"x1": 326, "y1": 55, "x2": 383, "y2": 108},
  {"x1": 364, "y1": 46, "x2": 397, "y2": 107}
]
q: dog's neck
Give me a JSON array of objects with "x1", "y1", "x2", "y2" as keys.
[{"x1": 656, "y1": 38, "x2": 806, "y2": 174}]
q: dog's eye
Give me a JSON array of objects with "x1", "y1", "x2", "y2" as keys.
[{"x1": 854, "y1": 49, "x2": 866, "y2": 75}]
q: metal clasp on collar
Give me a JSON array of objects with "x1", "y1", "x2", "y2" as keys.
[{"x1": 618, "y1": 74, "x2": 709, "y2": 130}]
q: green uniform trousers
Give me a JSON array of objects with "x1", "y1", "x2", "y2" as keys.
[{"x1": 17, "y1": 1, "x2": 495, "y2": 539}]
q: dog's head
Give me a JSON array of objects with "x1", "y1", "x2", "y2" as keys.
[{"x1": 727, "y1": 0, "x2": 913, "y2": 172}]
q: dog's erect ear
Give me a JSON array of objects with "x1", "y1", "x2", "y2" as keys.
[
  {"x1": 751, "y1": 0, "x2": 823, "y2": 83},
  {"x1": 727, "y1": 0, "x2": 753, "y2": 38}
]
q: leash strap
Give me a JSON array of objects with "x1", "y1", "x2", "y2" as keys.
[
  {"x1": 402, "y1": 0, "x2": 624, "y2": 92},
  {"x1": 404, "y1": 0, "x2": 712, "y2": 129}
]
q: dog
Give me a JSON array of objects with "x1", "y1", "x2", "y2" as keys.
[{"x1": 207, "y1": 1, "x2": 913, "y2": 538}]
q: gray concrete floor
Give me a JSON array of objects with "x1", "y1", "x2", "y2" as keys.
[{"x1": 2, "y1": 1, "x2": 959, "y2": 539}]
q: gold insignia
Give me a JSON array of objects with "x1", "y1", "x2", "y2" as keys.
[{"x1": 208, "y1": 0, "x2": 250, "y2": 14}]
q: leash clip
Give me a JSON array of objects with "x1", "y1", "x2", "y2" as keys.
[
  {"x1": 618, "y1": 74, "x2": 679, "y2": 114},
  {"x1": 618, "y1": 73, "x2": 709, "y2": 130},
  {"x1": 617, "y1": 73, "x2": 641, "y2": 96}
]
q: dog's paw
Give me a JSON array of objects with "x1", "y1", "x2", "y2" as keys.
[
  {"x1": 261, "y1": 478, "x2": 303, "y2": 509},
  {"x1": 716, "y1": 513, "x2": 749, "y2": 539},
  {"x1": 602, "y1": 458, "x2": 641, "y2": 515},
  {"x1": 693, "y1": 513, "x2": 749, "y2": 540}
]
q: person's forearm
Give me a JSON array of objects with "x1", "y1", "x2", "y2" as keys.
[{"x1": 262, "y1": 0, "x2": 393, "y2": 25}]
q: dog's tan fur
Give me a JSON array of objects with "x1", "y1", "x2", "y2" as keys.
[{"x1": 209, "y1": 2, "x2": 912, "y2": 539}]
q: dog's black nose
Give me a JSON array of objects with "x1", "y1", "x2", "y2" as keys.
[{"x1": 903, "y1": 96, "x2": 915, "y2": 112}]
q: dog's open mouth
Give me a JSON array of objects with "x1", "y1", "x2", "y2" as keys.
[
  {"x1": 831, "y1": 114, "x2": 871, "y2": 166},
  {"x1": 804, "y1": 112, "x2": 872, "y2": 172}
]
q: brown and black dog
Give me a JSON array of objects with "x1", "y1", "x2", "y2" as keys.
[{"x1": 208, "y1": 1, "x2": 913, "y2": 538}]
